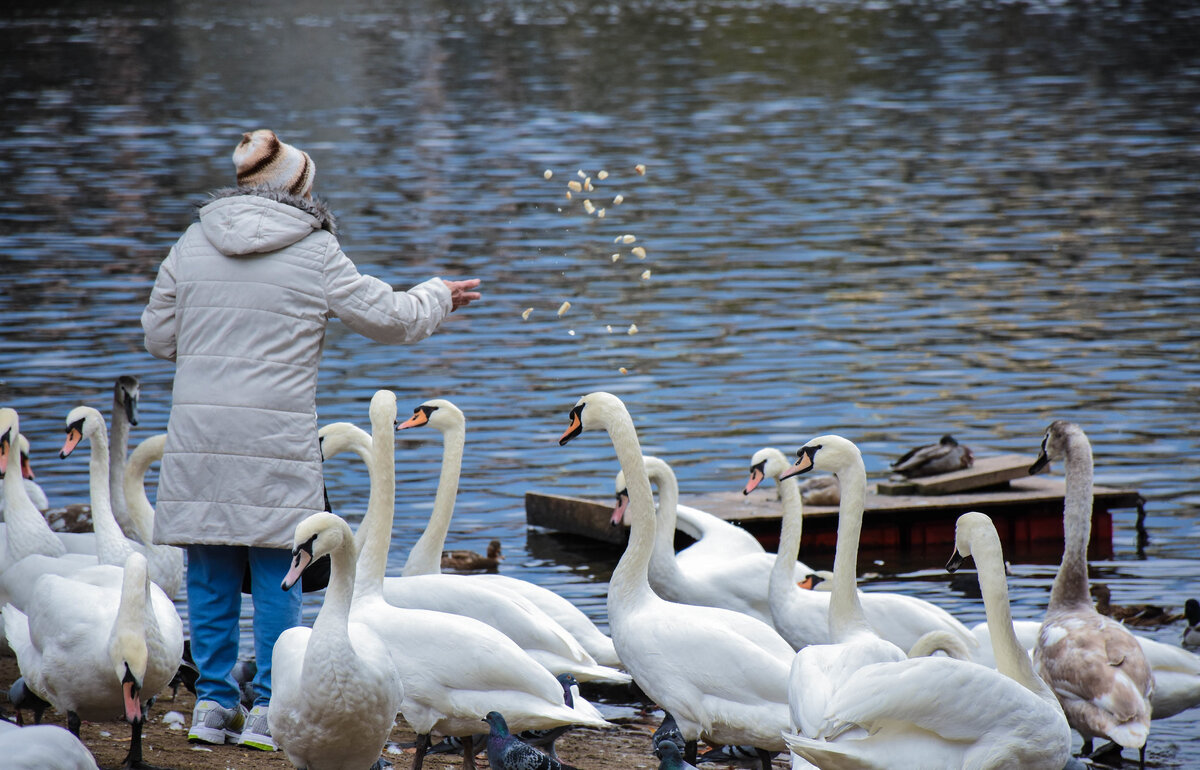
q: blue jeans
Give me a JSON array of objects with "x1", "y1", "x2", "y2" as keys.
[{"x1": 186, "y1": 545, "x2": 302, "y2": 709}]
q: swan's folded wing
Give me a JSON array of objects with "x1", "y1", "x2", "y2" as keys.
[
  {"x1": 812, "y1": 657, "x2": 1033, "y2": 743},
  {"x1": 1038, "y1": 617, "x2": 1152, "y2": 721}
]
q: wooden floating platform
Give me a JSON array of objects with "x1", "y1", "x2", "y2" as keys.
[{"x1": 525, "y1": 454, "x2": 1144, "y2": 564}]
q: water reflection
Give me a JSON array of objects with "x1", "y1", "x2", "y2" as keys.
[{"x1": 2, "y1": 0, "x2": 1199, "y2": 762}]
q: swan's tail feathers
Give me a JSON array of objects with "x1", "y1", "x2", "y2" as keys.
[
  {"x1": 567, "y1": 663, "x2": 633, "y2": 685},
  {"x1": 3, "y1": 603, "x2": 32, "y2": 662},
  {"x1": 568, "y1": 693, "x2": 609, "y2": 726},
  {"x1": 907, "y1": 630, "x2": 972, "y2": 661},
  {"x1": 783, "y1": 731, "x2": 879, "y2": 770}
]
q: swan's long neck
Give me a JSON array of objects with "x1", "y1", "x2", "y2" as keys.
[
  {"x1": 355, "y1": 420, "x2": 394, "y2": 598},
  {"x1": 971, "y1": 523, "x2": 1046, "y2": 694},
  {"x1": 647, "y1": 462, "x2": 685, "y2": 582},
  {"x1": 87, "y1": 424, "x2": 136, "y2": 567},
  {"x1": 1050, "y1": 433, "x2": 1094, "y2": 610},
  {"x1": 829, "y1": 458, "x2": 870, "y2": 641},
  {"x1": 314, "y1": 537, "x2": 357, "y2": 641},
  {"x1": 109, "y1": 399, "x2": 132, "y2": 537},
  {"x1": 770, "y1": 463, "x2": 805, "y2": 600},
  {"x1": 123, "y1": 435, "x2": 165, "y2": 545},
  {"x1": 111, "y1": 556, "x2": 150, "y2": 682},
  {"x1": 3, "y1": 423, "x2": 67, "y2": 561},
  {"x1": 401, "y1": 421, "x2": 464, "y2": 577},
  {"x1": 604, "y1": 409, "x2": 658, "y2": 614}
]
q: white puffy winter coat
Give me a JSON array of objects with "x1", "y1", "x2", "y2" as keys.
[{"x1": 141, "y1": 189, "x2": 452, "y2": 548}]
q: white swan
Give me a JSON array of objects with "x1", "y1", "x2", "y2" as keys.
[
  {"x1": 611, "y1": 456, "x2": 765, "y2": 564},
  {"x1": 0, "y1": 432, "x2": 49, "y2": 513},
  {"x1": 333, "y1": 391, "x2": 610, "y2": 770},
  {"x1": 748, "y1": 446, "x2": 977, "y2": 654},
  {"x1": 108, "y1": 375, "x2": 141, "y2": 542},
  {"x1": 785, "y1": 511, "x2": 1071, "y2": 769},
  {"x1": 0, "y1": 409, "x2": 96, "y2": 656},
  {"x1": 608, "y1": 454, "x2": 811, "y2": 624},
  {"x1": 776, "y1": 436, "x2": 909, "y2": 766},
  {"x1": 1030, "y1": 420, "x2": 1153, "y2": 764},
  {"x1": 121, "y1": 433, "x2": 184, "y2": 599},
  {"x1": 0, "y1": 720, "x2": 99, "y2": 770},
  {"x1": 58, "y1": 407, "x2": 184, "y2": 600},
  {"x1": 394, "y1": 398, "x2": 623, "y2": 669},
  {"x1": 270, "y1": 511, "x2": 404, "y2": 770},
  {"x1": 559, "y1": 392, "x2": 794, "y2": 768},
  {"x1": 0, "y1": 432, "x2": 96, "y2": 558},
  {"x1": 4, "y1": 551, "x2": 183, "y2": 769}
]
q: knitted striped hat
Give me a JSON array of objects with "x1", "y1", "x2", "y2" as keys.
[{"x1": 232, "y1": 129, "x2": 315, "y2": 197}]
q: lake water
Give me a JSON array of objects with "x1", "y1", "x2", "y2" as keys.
[{"x1": 2, "y1": 0, "x2": 1198, "y2": 763}]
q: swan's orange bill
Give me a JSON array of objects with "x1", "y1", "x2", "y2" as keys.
[
  {"x1": 611, "y1": 491, "x2": 630, "y2": 527},
  {"x1": 743, "y1": 468, "x2": 765, "y2": 495},
  {"x1": 60, "y1": 428, "x2": 83, "y2": 458}
]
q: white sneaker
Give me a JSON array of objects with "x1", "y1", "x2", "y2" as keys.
[
  {"x1": 188, "y1": 699, "x2": 246, "y2": 744},
  {"x1": 237, "y1": 704, "x2": 276, "y2": 751}
]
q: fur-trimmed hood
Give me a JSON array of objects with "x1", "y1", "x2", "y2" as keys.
[
  {"x1": 197, "y1": 187, "x2": 338, "y2": 257},
  {"x1": 202, "y1": 186, "x2": 337, "y2": 235}
]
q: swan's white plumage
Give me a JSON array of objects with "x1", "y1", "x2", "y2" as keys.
[
  {"x1": 5, "y1": 551, "x2": 183, "y2": 728},
  {"x1": 269, "y1": 511, "x2": 403, "y2": 770},
  {"x1": 0, "y1": 721, "x2": 100, "y2": 770},
  {"x1": 563, "y1": 392, "x2": 793, "y2": 751},
  {"x1": 325, "y1": 401, "x2": 628, "y2": 685},
  {"x1": 750, "y1": 446, "x2": 976, "y2": 654},
  {"x1": 392, "y1": 397, "x2": 623, "y2": 669},
  {"x1": 785, "y1": 512, "x2": 1072, "y2": 770},
  {"x1": 611, "y1": 454, "x2": 812, "y2": 625},
  {"x1": 323, "y1": 393, "x2": 609, "y2": 747},
  {"x1": 121, "y1": 433, "x2": 184, "y2": 599}
]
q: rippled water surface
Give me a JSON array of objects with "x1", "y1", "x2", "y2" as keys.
[{"x1": 2, "y1": 0, "x2": 1199, "y2": 762}]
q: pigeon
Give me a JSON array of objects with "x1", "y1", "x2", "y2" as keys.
[
  {"x1": 652, "y1": 711, "x2": 685, "y2": 755},
  {"x1": 518, "y1": 673, "x2": 581, "y2": 758},
  {"x1": 657, "y1": 739, "x2": 700, "y2": 770},
  {"x1": 696, "y1": 743, "x2": 779, "y2": 767},
  {"x1": 484, "y1": 711, "x2": 579, "y2": 770}
]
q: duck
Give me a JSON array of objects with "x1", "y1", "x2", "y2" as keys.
[
  {"x1": 776, "y1": 436, "x2": 910, "y2": 765},
  {"x1": 1185, "y1": 599, "x2": 1200, "y2": 649},
  {"x1": 4, "y1": 550, "x2": 184, "y2": 770},
  {"x1": 121, "y1": 433, "x2": 184, "y2": 599},
  {"x1": 325, "y1": 391, "x2": 609, "y2": 770},
  {"x1": 386, "y1": 397, "x2": 625, "y2": 675},
  {"x1": 0, "y1": 720, "x2": 100, "y2": 770},
  {"x1": 1091, "y1": 583, "x2": 1187, "y2": 627},
  {"x1": 270, "y1": 511, "x2": 404, "y2": 770},
  {"x1": 612, "y1": 456, "x2": 765, "y2": 564},
  {"x1": 559, "y1": 392, "x2": 794, "y2": 770},
  {"x1": 441, "y1": 539, "x2": 504, "y2": 572},
  {"x1": 107, "y1": 375, "x2": 141, "y2": 542},
  {"x1": 782, "y1": 510, "x2": 1073, "y2": 769},
  {"x1": 609, "y1": 455, "x2": 813, "y2": 625},
  {"x1": 888, "y1": 434, "x2": 973, "y2": 478},
  {"x1": 1030, "y1": 420, "x2": 1152, "y2": 767},
  {"x1": 746, "y1": 446, "x2": 977, "y2": 654}
]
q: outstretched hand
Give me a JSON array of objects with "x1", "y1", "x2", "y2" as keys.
[{"x1": 443, "y1": 278, "x2": 482, "y2": 311}]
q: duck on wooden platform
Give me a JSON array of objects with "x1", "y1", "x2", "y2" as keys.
[
  {"x1": 1092, "y1": 583, "x2": 1189, "y2": 628},
  {"x1": 889, "y1": 434, "x2": 974, "y2": 478},
  {"x1": 441, "y1": 539, "x2": 504, "y2": 572}
]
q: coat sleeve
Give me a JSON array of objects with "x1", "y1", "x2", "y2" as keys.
[
  {"x1": 141, "y1": 246, "x2": 179, "y2": 362},
  {"x1": 322, "y1": 238, "x2": 453, "y2": 345}
]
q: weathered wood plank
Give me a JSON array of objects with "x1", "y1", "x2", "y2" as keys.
[{"x1": 524, "y1": 491, "x2": 627, "y2": 545}]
